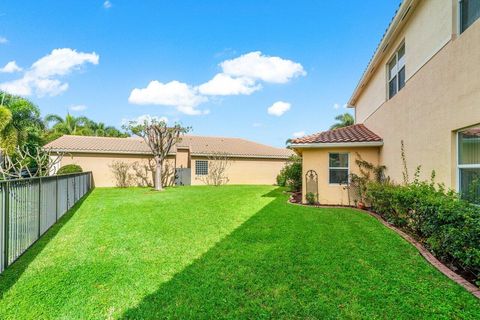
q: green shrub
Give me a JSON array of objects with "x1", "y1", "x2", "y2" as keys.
[
  {"x1": 305, "y1": 192, "x2": 317, "y2": 205},
  {"x1": 276, "y1": 170, "x2": 287, "y2": 187},
  {"x1": 367, "y1": 180, "x2": 480, "y2": 284},
  {"x1": 57, "y1": 164, "x2": 83, "y2": 175},
  {"x1": 277, "y1": 155, "x2": 302, "y2": 191}
]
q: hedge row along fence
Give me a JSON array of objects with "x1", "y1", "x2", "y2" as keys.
[{"x1": 0, "y1": 172, "x2": 92, "y2": 273}]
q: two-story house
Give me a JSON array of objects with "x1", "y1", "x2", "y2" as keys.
[{"x1": 290, "y1": 0, "x2": 480, "y2": 205}]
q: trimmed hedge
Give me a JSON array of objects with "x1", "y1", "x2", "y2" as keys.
[
  {"x1": 57, "y1": 164, "x2": 83, "y2": 175},
  {"x1": 367, "y1": 181, "x2": 480, "y2": 285}
]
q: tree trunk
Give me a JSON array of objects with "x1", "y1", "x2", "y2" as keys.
[{"x1": 154, "y1": 157, "x2": 163, "y2": 191}]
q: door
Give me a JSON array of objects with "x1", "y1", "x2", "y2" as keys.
[{"x1": 175, "y1": 168, "x2": 191, "y2": 186}]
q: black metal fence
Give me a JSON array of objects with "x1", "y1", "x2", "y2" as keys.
[{"x1": 0, "y1": 172, "x2": 92, "y2": 273}]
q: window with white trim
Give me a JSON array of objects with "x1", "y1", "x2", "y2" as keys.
[
  {"x1": 387, "y1": 43, "x2": 405, "y2": 99},
  {"x1": 458, "y1": 126, "x2": 480, "y2": 204},
  {"x1": 460, "y1": 0, "x2": 480, "y2": 33},
  {"x1": 329, "y1": 153, "x2": 349, "y2": 184},
  {"x1": 195, "y1": 160, "x2": 209, "y2": 176}
]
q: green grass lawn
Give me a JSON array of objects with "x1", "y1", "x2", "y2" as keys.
[{"x1": 0, "y1": 185, "x2": 478, "y2": 319}]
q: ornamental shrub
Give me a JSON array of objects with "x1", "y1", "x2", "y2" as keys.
[
  {"x1": 306, "y1": 192, "x2": 317, "y2": 205},
  {"x1": 277, "y1": 155, "x2": 302, "y2": 191},
  {"x1": 367, "y1": 180, "x2": 480, "y2": 285},
  {"x1": 57, "y1": 164, "x2": 83, "y2": 175}
]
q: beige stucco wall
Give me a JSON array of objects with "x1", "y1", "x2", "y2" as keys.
[
  {"x1": 59, "y1": 153, "x2": 175, "y2": 187},
  {"x1": 191, "y1": 156, "x2": 287, "y2": 185},
  {"x1": 59, "y1": 153, "x2": 287, "y2": 187},
  {"x1": 361, "y1": 17, "x2": 480, "y2": 189},
  {"x1": 355, "y1": 0, "x2": 454, "y2": 123},
  {"x1": 176, "y1": 149, "x2": 190, "y2": 168},
  {"x1": 299, "y1": 147, "x2": 380, "y2": 205}
]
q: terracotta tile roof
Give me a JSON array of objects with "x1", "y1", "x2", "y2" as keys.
[
  {"x1": 290, "y1": 124, "x2": 382, "y2": 145},
  {"x1": 44, "y1": 135, "x2": 293, "y2": 159}
]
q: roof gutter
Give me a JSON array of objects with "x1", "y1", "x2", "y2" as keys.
[
  {"x1": 44, "y1": 148, "x2": 292, "y2": 160},
  {"x1": 289, "y1": 141, "x2": 384, "y2": 149},
  {"x1": 347, "y1": 0, "x2": 417, "y2": 107}
]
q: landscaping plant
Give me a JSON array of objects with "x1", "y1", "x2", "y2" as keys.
[
  {"x1": 305, "y1": 192, "x2": 317, "y2": 205},
  {"x1": 57, "y1": 164, "x2": 83, "y2": 175},
  {"x1": 123, "y1": 118, "x2": 190, "y2": 191},
  {"x1": 276, "y1": 155, "x2": 302, "y2": 191}
]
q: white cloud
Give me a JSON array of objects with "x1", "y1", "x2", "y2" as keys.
[
  {"x1": 197, "y1": 73, "x2": 261, "y2": 96},
  {"x1": 221, "y1": 51, "x2": 306, "y2": 84},
  {"x1": 334, "y1": 102, "x2": 348, "y2": 109},
  {"x1": 129, "y1": 51, "x2": 305, "y2": 115},
  {"x1": 121, "y1": 114, "x2": 169, "y2": 126},
  {"x1": 30, "y1": 48, "x2": 99, "y2": 78},
  {"x1": 0, "y1": 48, "x2": 99, "y2": 97},
  {"x1": 267, "y1": 101, "x2": 291, "y2": 116},
  {"x1": 0, "y1": 61, "x2": 22, "y2": 73},
  {"x1": 128, "y1": 80, "x2": 207, "y2": 115},
  {"x1": 293, "y1": 131, "x2": 306, "y2": 138},
  {"x1": 69, "y1": 104, "x2": 87, "y2": 112},
  {"x1": 0, "y1": 36, "x2": 7, "y2": 44},
  {"x1": 103, "y1": 1, "x2": 112, "y2": 9}
]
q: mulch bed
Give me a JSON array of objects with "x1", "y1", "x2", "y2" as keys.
[{"x1": 287, "y1": 194, "x2": 480, "y2": 300}]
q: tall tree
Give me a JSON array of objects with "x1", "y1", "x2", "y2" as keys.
[
  {"x1": 330, "y1": 113, "x2": 354, "y2": 130},
  {"x1": 44, "y1": 113, "x2": 129, "y2": 141},
  {"x1": 0, "y1": 106, "x2": 17, "y2": 154},
  {"x1": 124, "y1": 119, "x2": 190, "y2": 191},
  {"x1": 44, "y1": 113, "x2": 92, "y2": 135},
  {"x1": 0, "y1": 91, "x2": 44, "y2": 152}
]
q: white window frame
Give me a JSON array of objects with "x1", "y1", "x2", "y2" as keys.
[
  {"x1": 328, "y1": 152, "x2": 350, "y2": 185},
  {"x1": 456, "y1": 127, "x2": 480, "y2": 194},
  {"x1": 195, "y1": 160, "x2": 209, "y2": 176},
  {"x1": 387, "y1": 43, "x2": 406, "y2": 99}
]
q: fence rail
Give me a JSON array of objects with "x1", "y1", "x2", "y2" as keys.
[{"x1": 0, "y1": 172, "x2": 92, "y2": 273}]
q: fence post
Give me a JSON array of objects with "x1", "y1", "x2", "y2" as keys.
[
  {"x1": 55, "y1": 175, "x2": 58, "y2": 221},
  {"x1": 38, "y1": 178, "x2": 41, "y2": 238},
  {"x1": 4, "y1": 182, "x2": 9, "y2": 270}
]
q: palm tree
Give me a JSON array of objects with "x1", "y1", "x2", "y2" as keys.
[
  {"x1": 44, "y1": 113, "x2": 91, "y2": 135},
  {"x1": 0, "y1": 106, "x2": 17, "y2": 154},
  {"x1": 0, "y1": 91, "x2": 44, "y2": 153},
  {"x1": 330, "y1": 113, "x2": 354, "y2": 130}
]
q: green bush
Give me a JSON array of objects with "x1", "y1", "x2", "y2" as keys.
[
  {"x1": 276, "y1": 170, "x2": 287, "y2": 187},
  {"x1": 367, "y1": 180, "x2": 480, "y2": 284},
  {"x1": 305, "y1": 192, "x2": 317, "y2": 205},
  {"x1": 277, "y1": 155, "x2": 302, "y2": 191},
  {"x1": 57, "y1": 164, "x2": 83, "y2": 175}
]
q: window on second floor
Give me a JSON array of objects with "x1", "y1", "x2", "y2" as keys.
[
  {"x1": 460, "y1": 0, "x2": 480, "y2": 33},
  {"x1": 387, "y1": 43, "x2": 405, "y2": 99}
]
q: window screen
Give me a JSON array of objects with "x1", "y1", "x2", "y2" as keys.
[
  {"x1": 329, "y1": 153, "x2": 349, "y2": 184},
  {"x1": 458, "y1": 126, "x2": 480, "y2": 204},
  {"x1": 387, "y1": 44, "x2": 406, "y2": 99},
  {"x1": 460, "y1": 0, "x2": 480, "y2": 33}
]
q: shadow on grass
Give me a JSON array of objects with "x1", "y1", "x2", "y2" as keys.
[
  {"x1": 119, "y1": 187, "x2": 288, "y2": 319},
  {"x1": 0, "y1": 190, "x2": 92, "y2": 298},
  {"x1": 120, "y1": 187, "x2": 480, "y2": 319}
]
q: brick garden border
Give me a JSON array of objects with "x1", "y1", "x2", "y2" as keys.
[{"x1": 288, "y1": 198, "x2": 480, "y2": 300}]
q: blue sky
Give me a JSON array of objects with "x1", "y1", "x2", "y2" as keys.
[{"x1": 0, "y1": 1, "x2": 400, "y2": 147}]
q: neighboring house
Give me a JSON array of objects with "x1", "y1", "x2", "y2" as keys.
[
  {"x1": 45, "y1": 135, "x2": 293, "y2": 187},
  {"x1": 290, "y1": 0, "x2": 480, "y2": 205}
]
